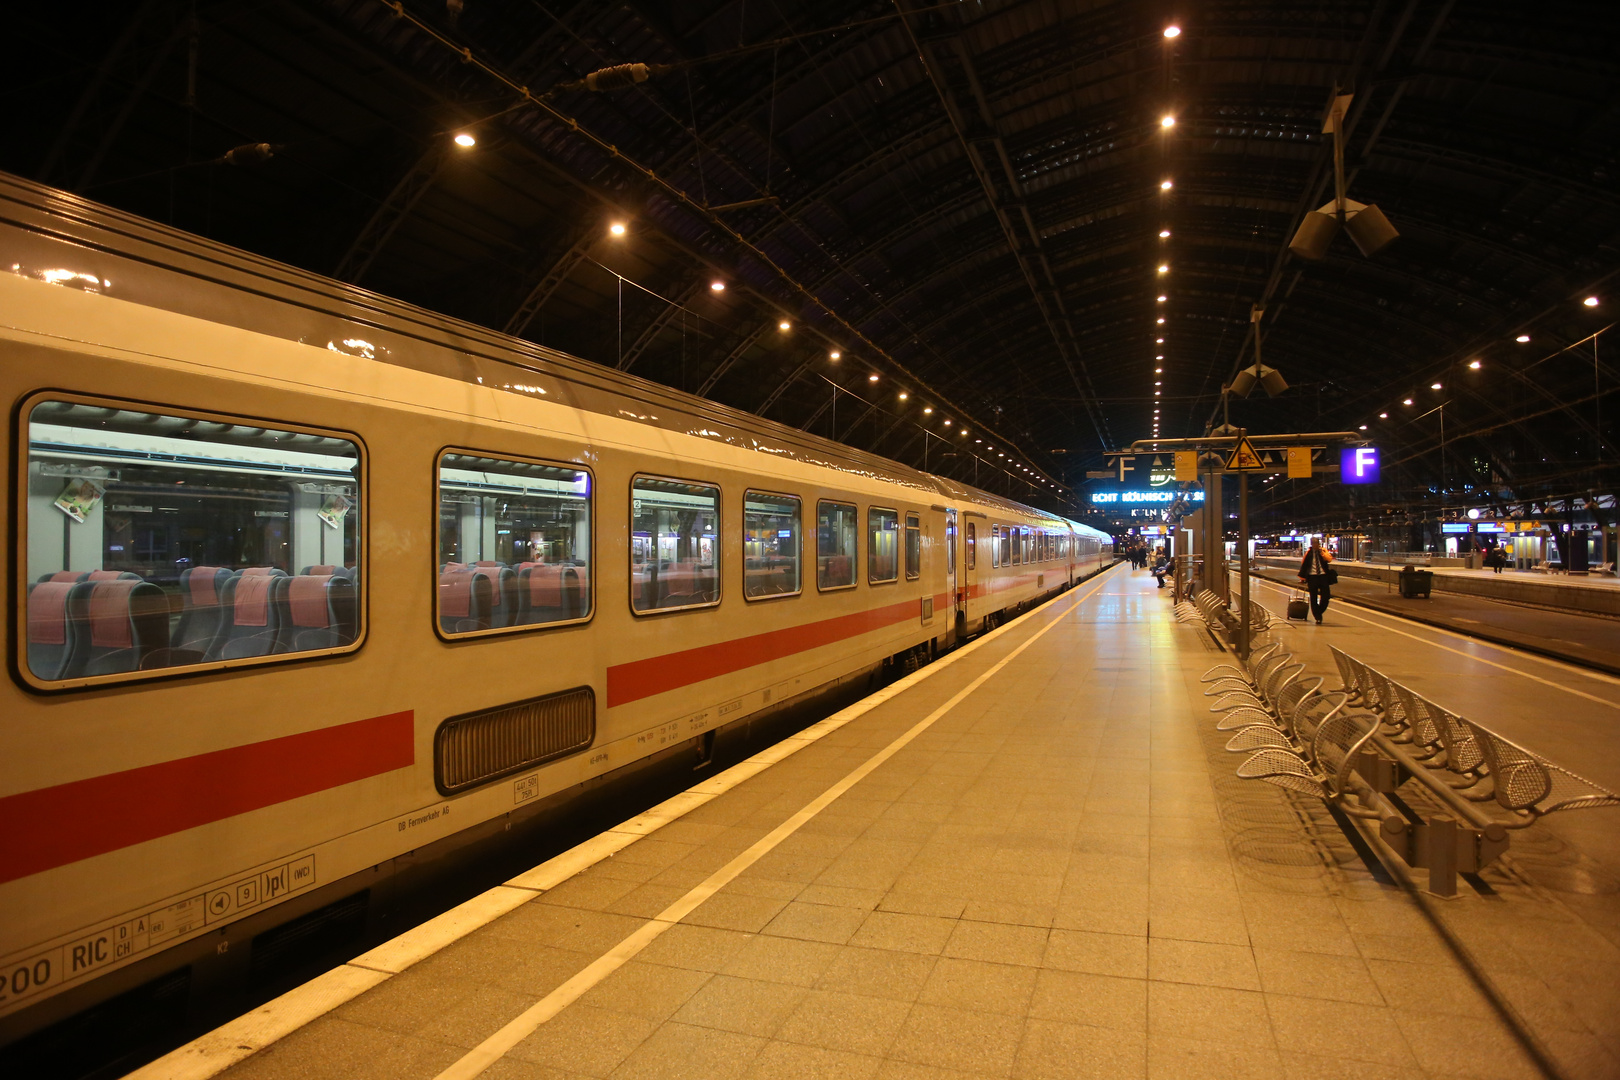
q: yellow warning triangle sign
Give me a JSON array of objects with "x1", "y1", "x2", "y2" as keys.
[{"x1": 1225, "y1": 436, "x2": 1265, "y2": 471}]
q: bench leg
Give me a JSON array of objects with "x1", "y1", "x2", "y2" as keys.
[{"x1": 1427, "y1": 816, "x2": 1458, "y2": 898}]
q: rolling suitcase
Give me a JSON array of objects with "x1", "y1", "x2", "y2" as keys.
[{"x1": 1286, "y1": 593, "x2": 1309, "y2": 621}]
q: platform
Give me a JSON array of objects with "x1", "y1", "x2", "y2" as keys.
[
  {"x1": 132, "y1": 564, "x2": 1620, "y2": 1080},
  {"x1": 1256, "y1": 556, "x2": 1620, "y2": 620},
  {"x1": 1248, "y1": 562, "x2": 1620, "y2": 675}
]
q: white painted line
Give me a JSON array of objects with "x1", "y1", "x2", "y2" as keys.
[
  {"x1": 127, "y1": 566, "x2": 1120, "y2": 1080},
  {"x1": 432, "y1": 572, "x2": 1111, "y2": 1080},
  {"x1": 1248, "y1": 576, "x2": 1620, "y2": 707}
]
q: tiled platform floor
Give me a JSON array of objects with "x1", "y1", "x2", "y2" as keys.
[{"x1": 165, "y1": 565, "x2": 1617, "y2": 1080}]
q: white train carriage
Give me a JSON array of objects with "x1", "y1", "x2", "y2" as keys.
[{"x1": 0, "y1": 173, "x2": 1113, "y2": 1041}]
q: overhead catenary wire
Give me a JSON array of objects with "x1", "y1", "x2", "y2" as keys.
[{"x1": 376, "y1": 0, "x2": 1068, "y2": 495}]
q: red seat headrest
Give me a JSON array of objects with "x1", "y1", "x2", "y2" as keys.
[
  {"x1": 89, "y1": 581, "x2": 141, "y2": 649},
  {"x1": 233, "y1": 575, "x2": 273, "y2": 627},
  {"x1": 28, "y1": 582, "x2": 75, "y2": 645},
  {"x1": 288, "y1": 576, "x2": 334, "y2": 628}
]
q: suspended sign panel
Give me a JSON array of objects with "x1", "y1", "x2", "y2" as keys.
[
  {"x1": 1340, "y1": 446, "x2": 1380, "y2": 484},
  {"x1": 1091, "y1": 490, "x2": 1206, "y2": 504}
]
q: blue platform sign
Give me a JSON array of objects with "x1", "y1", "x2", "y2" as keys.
[{"x1": 1340, "y1": 446, "x2": 1380, "y2": 484}]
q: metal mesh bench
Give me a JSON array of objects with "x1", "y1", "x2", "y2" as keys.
[
  {"x1": 1230, "y1": 642, "x2": 1620, "y2": 894},
  {"x1": 1460, "y1": 721, "x2": 1620, "y2": 825}
]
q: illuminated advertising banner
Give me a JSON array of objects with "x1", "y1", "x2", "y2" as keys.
[
  {"x1": 1340, "y1": 446, "x2": 1380, "y2": 484},
  {"x1": 1090, "y1": 490, "x2": 1206, "y2": 504}
]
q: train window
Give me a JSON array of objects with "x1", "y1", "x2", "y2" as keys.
[
  {"x1": 945, "y1": 514, "x2": 956, "y2": 578},
  {"x1": 744, "y1": 491, "x2": 800, "y2": 599},
  {"x1": 966, "y1": 523, "x2": 977, "y2": 570},
  {"x1": 1000, "y1": 527, "x2": 1011, "y2": 566},
  {"x1": 1011, "y1": 526, "x2": 1021, "y2": 565},
  {"x1": 905, "y1": 513, "x2": 922, "y2": 581},
  {"x1": 632, "y1": 477, "x2": 720, "y2": 613},
  {"x1": 868, "y1": 507, "x2": 899, "y2": 584},
  {"x1": 22, "y1": 398, "x2": 361, "y2": 685},
  {"x1": 437, "y1": 453, "x2": 591, "y2": 636},
  {"x1": 817, "y1": 501, "x2": 857, "y2": 590}
]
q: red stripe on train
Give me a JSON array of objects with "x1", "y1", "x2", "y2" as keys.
[
  {"x1": 0, "y1": 711, "x2": 414, "y2": 885},
  {"x1": 607, "y1": 595, "x2": 952, "y2": 708}
]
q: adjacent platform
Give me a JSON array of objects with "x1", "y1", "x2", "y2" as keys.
[
  {"x1": 1252, "y1": 558, "x2": 1620, "y2": 675},
  {"x1": 133, "y1": 565, "x2": 1620, "y2": 1080}
]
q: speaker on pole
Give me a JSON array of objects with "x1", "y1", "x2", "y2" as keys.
[
  {"x1": 1289, "y1": 208, "x2": 1339, "y2": 261},
  {"x1": 1345, "y1": 201, "x2": 1399, "y2": 257}
]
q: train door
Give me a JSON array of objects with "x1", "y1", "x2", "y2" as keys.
[{"x1": 961, "y1": 517, "x2": 977, "y2": 624}]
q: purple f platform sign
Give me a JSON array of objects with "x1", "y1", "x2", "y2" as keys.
[{"x1": 1341, "y1": 446, "x2": 1380, "y2": 484}]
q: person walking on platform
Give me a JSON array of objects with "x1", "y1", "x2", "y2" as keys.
[
  {"x1": 1298, "y1": 537, "x2": 1335, "y2": 625},
  {"x1": 1486, "y1": 544, "x2": 1508, "y2": 574}
]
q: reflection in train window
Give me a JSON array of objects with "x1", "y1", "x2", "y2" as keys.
[
  {"x1": 966, "y1": 522, "x2": 977, "y2": 570},
  {"x1": 632, "y1": 477, "x2": 719, "y2": 613},
  {"x1": 438, "y1": 453, "x2": 591, "y2": 635},
  {"x1": 817, "y1": 501, "x2": 857, "y2": 590},
  {"x1": 1010, "y1": 526, "x2": 1021, "y2": 565},
  {"x1": 868, "y1": 507, "x2": 899, "y2": 583},
  {"x1": 999, "y1": 526, "x2": 1011, "y2": 567},
  {"x1": 905, "y1": 513, "x2": 921, "y2": 581},
  {"x1": 23, "y1": 399, "x2": 361, "y2": 683},
  {"x1": 744, "y1": 491, "x2": 800, "y2": 599}
]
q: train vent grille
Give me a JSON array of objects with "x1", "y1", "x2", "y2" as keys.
[{"x1": 435, "y1": 686, "x2": 595, "y2": 794}]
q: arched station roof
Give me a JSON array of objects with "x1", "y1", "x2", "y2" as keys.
[{"x1": 6, "y1": 0, "x2": 1617, "y2": 521}]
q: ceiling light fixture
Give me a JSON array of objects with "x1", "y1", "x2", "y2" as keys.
[
  {"x1": 1161, "y1": 116, "x2": 1175, "y2": 129},
  {"x1": 1157, "y1": 265, "x2": 1169, "y2": 273},
  {"x1": 609, "y1": 221, "x2": 626, "y2": 236},
  {"x1": 829, "y1": 350, "x2": 841, "y2": 360},
  {"x1": 1515, "y1": 334, "x2": 1530, "y2": 343},
  {"x1": 1156, "y1": 295, "x2": 1167, "y2": 302},
  {"x1": 868, "y1": 374, "x2": 879, "y2": 382},
  {"x1": 1156, "y1": 317, "x2": 1165, "y2": 324},
  {"x1": 1403, "y1": 398, "x2": 1414, "y2": 405},
  {"x1": 777, "y1": 320, "x2": 790, "y2": 330},
  {"x1": 1379, "y1": 412, "x2": 1388, "y2": 419},
  {"x1": 710, "y1": 281, "x2": 725, "y2": 292},
  {"x1": 1431, "y1": 382, "x2": 1443, "y2": 390},
  {"x1": 1164, "y1": 25, "x2": 1181, "y2": 38},
  {"x1": 1159, "y1": 229, "x2": 1171, "y2": 238},
  {"x1": 1584, "y1": 296, "x2": 1600, "y2": 307},
  {"x1": 1468, "y1": 360, "x2": 1481, "y2": 370},
  {"x1": 923, "y1": 407, "x2": 933, "y2": 415},
  {"x1": 453, "y1": 132, "x2": 476, "y2": 148},
  {"x1": 898, "y1": 392, "x2": 909, "y2": 401},
  {"x1": 1160, "y1": 180, "x2": 1173, "y2": 191}
]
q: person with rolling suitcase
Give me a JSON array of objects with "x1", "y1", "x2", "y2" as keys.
[{"x1": 1298, "y1": 537, "x2": 1336, "y2": 625}]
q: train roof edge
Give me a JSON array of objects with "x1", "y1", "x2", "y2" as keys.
[{"x1": 0, "y1": 171, "x2": 1085, "y2": 528}]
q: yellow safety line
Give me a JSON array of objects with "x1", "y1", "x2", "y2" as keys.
[{"x1": 432, "y1": 572, "x2": 1113, "y2": 1080}]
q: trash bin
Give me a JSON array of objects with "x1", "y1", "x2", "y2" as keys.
[{"x1": 1398, "y1": 565, "x2": 1433, "y2": 598}]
